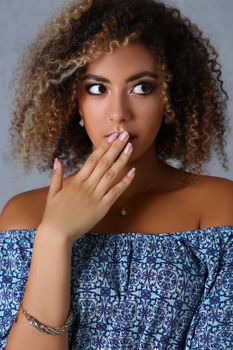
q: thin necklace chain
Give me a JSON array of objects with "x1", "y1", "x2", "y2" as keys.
[{"x1": 114, "y1": 177, "x2": 155, "y2": 216}]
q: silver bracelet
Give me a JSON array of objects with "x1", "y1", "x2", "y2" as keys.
[{"x1": 18, "y1": 302, "x2": 74, "y2": 335}]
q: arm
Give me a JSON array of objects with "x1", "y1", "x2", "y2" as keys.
[
  {"x1": 0, "y1": 200, "x2": 72, "y2": 350},
  {"x1": 7, "y1": 227, "x2": 72, "y2": 350},
  {"x1": 1, "y1": 135, "x2": 136, "y2": 349}
]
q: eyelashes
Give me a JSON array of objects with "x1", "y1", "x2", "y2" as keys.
[{"x1": 84, "y1": 81, "x2": 157, "y2": 96}]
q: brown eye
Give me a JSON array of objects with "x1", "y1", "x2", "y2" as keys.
[
  {"x1": 85, "y1": 84, "x2": 107, "y2": 95},
  {"x1": 132, "y1": 82, "x2": 155, "y2": 95}
]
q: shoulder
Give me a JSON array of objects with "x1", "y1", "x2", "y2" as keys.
[
  {"x1": 0, "y1": 186, "x2": 49, "y2": 232},
  {"x1": 0, "y1": 172, "x2": 76, "y2": 233},
  {"x1": 189, "y1": 173, "x2": 233, "y2": 228}
]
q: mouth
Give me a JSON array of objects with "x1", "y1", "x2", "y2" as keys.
[{"x1": 104, "y1": 131, "x2": 137, "y2": 140}]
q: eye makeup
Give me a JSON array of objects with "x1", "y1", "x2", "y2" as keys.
[
  {"x1": 131, "y1": 80, "x2": 158, "y2": 95},
  {"x1": 84, "y1": 80, "x2": 158, "y2": 96}
]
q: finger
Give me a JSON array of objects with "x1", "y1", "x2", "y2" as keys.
[
  {"x1": 86, "y1": 132, "x2": 130, "y2": 188},
  {"x1": 95, "y1": 141, "x2": 133, "y2": 198},
  {"x1": 77, "y1": 132, "x2": 119, "y2": 183},
  {"x1": 47, "y1": 158, "x2": 63, "y2": 199},
  {"x1": 102, "y1": 167, "x2": 136, "y2": 208}
]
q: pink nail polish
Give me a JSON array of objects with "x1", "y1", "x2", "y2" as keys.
[
  {"x1": 127, "y1": 167, "x2": 136, "y2": 177},
  {"x1": 107, "y1": 132, "x2": 118, "y2": 143},
  {"x1": 124, "y1": 143, "x2": 132, "y2": 154},
  {"x1": 54, "y1": 158, "x2": 59, "y2": 170},
  {"x1": 119, "y1": 131, "x2": 129, "y2": 142}
]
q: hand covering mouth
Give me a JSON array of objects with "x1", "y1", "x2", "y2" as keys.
[{"x1": 104, "y1": 131, "x2": 137, "y2": 138}]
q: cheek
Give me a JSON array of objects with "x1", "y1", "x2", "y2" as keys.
[
  {"x1": 79, "y1": 94, "x2": 96, "y2": 114},
  {"x1": 135, "y1": 91, "x2": 164, "y2": 111},
  {"x1": 135, "y1": 96, "x2": 164, "y2": 125},
  {"x1": 83, "y1": 113, "x2": 102, "y2": 141},
  {"x1": 80, "y1": 99, "x2": 107, "y2": 130},
  {"x1": 78, "y1": 93, "x2": 104, "y2": 127},
  {"x1": 78, "y1": 99, "x2": 105, "y2": 146}
]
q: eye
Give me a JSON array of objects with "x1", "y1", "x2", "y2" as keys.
[
  {"x1": 84, "y1": 81, "x2": 156, "y2": 95},
  {"x1": 85, "y1": 84, "x2": 107, "y2": 95},
  {"x1": 132, "y1": 81, "x2": 156, "y2": 95}
]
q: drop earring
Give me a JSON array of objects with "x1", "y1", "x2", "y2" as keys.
[
  {"x1": 79, "y1": 110, "x2": 84, "y2": 127},
  {"x1": 79, "y1": 118, "x2": 84, "y2": 127}
]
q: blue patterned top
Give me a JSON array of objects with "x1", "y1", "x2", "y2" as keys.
[{"x1": 0, "y1": 225, "x2": 233, "y2": 349}]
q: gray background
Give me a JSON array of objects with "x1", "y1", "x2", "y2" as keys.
[{"x1": 0, "y1": 0, "x2": 233, "y2": 212}]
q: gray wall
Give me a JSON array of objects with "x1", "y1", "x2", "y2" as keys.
[{"x1": 0, "y1": 0, "x2": 233, "y2": 211}]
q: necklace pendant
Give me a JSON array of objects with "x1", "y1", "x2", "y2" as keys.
[{"x1": 121, "y1": 208, "x2": 127, "y2": 216}]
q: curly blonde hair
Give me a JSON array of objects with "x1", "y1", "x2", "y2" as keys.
[{"x1": 9, "y1": 0, "x2": 230, "y2": 176}]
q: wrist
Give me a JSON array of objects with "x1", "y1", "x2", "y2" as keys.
[{"x1": 36, "y1": 223, "x2": 73, "y2": 249}]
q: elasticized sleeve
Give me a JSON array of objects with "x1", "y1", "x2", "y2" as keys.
[
  {"x1": 188, "y1": 233, "x2": 233, "y2": 350},
  {"x1": 0, "y1": 229, "x2": 36, "y2": 349}
]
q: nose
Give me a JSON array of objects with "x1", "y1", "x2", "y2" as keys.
[{"x1": 108, "y1": 91, "x2": 131, "y2": 123}]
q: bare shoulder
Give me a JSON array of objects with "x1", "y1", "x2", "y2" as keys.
[
  {"x1": 187, "y1": 172, "x2": 233, "y2": 228},
  {"x1": 0, "y1": 185, "x2": 49, "y2": 232},
  {"x1": 0, "y1": 171, "x2": 77, "y2": 233}
]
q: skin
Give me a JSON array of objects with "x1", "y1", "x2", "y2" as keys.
[
  {"x1": 77, "y1": 41, "x2": 180, "y2": 209},
  {"x1": 2, "y1": 34, "x2": 233, "y2": 350}
]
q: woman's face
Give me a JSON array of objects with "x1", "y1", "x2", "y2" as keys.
[{"x1": 77, "y1": 41, "x2": 165, "y2": 160}]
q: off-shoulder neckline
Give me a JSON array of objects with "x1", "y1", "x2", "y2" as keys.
[
  {"x1": 84, "y1": 224, "x2": 233, "y2": 237},
  {"x1": 1, "y1": 225, "x2": 233, "y2": 237}
]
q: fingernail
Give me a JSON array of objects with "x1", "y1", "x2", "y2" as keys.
[
  {"x1": 127, "y1": 167, "x2": 136, "y2": 177},
  {"x1": 54, "y1": 158, "x2": 59, "y2": 170},
  {"x1": 107, "y1": 132, "x2": 118, "y2": 143},
  {"x1": 123, "y1": 142, "x2": 132, "y2": 154},
  {"x1": 119, "y1": 131, "x2": 129, "y2": 142}
]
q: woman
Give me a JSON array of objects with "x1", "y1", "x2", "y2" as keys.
[{"x1": 0, "y1": 0, "x2": 233, "y2": 349}]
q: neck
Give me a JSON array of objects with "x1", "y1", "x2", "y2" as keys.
[{"x1": 112, "y1": 146, "x2": 170, "y2": 208}]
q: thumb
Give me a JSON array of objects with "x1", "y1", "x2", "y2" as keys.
[{"x1": 48, "y1": 158, "x2": 63, "y2": 199}]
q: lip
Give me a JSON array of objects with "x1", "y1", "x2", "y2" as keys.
[{"x1": 105, "y1": 131, "x2": 137, "y2": 138}]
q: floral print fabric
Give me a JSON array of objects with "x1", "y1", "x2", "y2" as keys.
[{"x1": 0, "y1": 225, "x2": 233, "y2": 349}]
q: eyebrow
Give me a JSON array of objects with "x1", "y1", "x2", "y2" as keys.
[{"x1": 81, "y1": 71, "x2": 159, "y2": 83}]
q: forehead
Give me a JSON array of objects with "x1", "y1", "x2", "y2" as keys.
[{"x1": 83, "y1": 42, "x2": 160, "y2": 76}]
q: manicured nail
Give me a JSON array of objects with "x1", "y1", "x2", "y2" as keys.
[
  {"x1": 107, "y1": 132, "x2": 118, "y2": 143},
  {"x1": 54, "y1": 157, "x2": 59, "y2": 170},
  {"x1": 123, "y1": 142, "x2": 132, "y2": 154},
  {"x1": 127, "y1": 167, "x2": 136, "y2": 177},
  {"x1": 119, "y1": 131, "x2": 129, "y2": 142}
]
